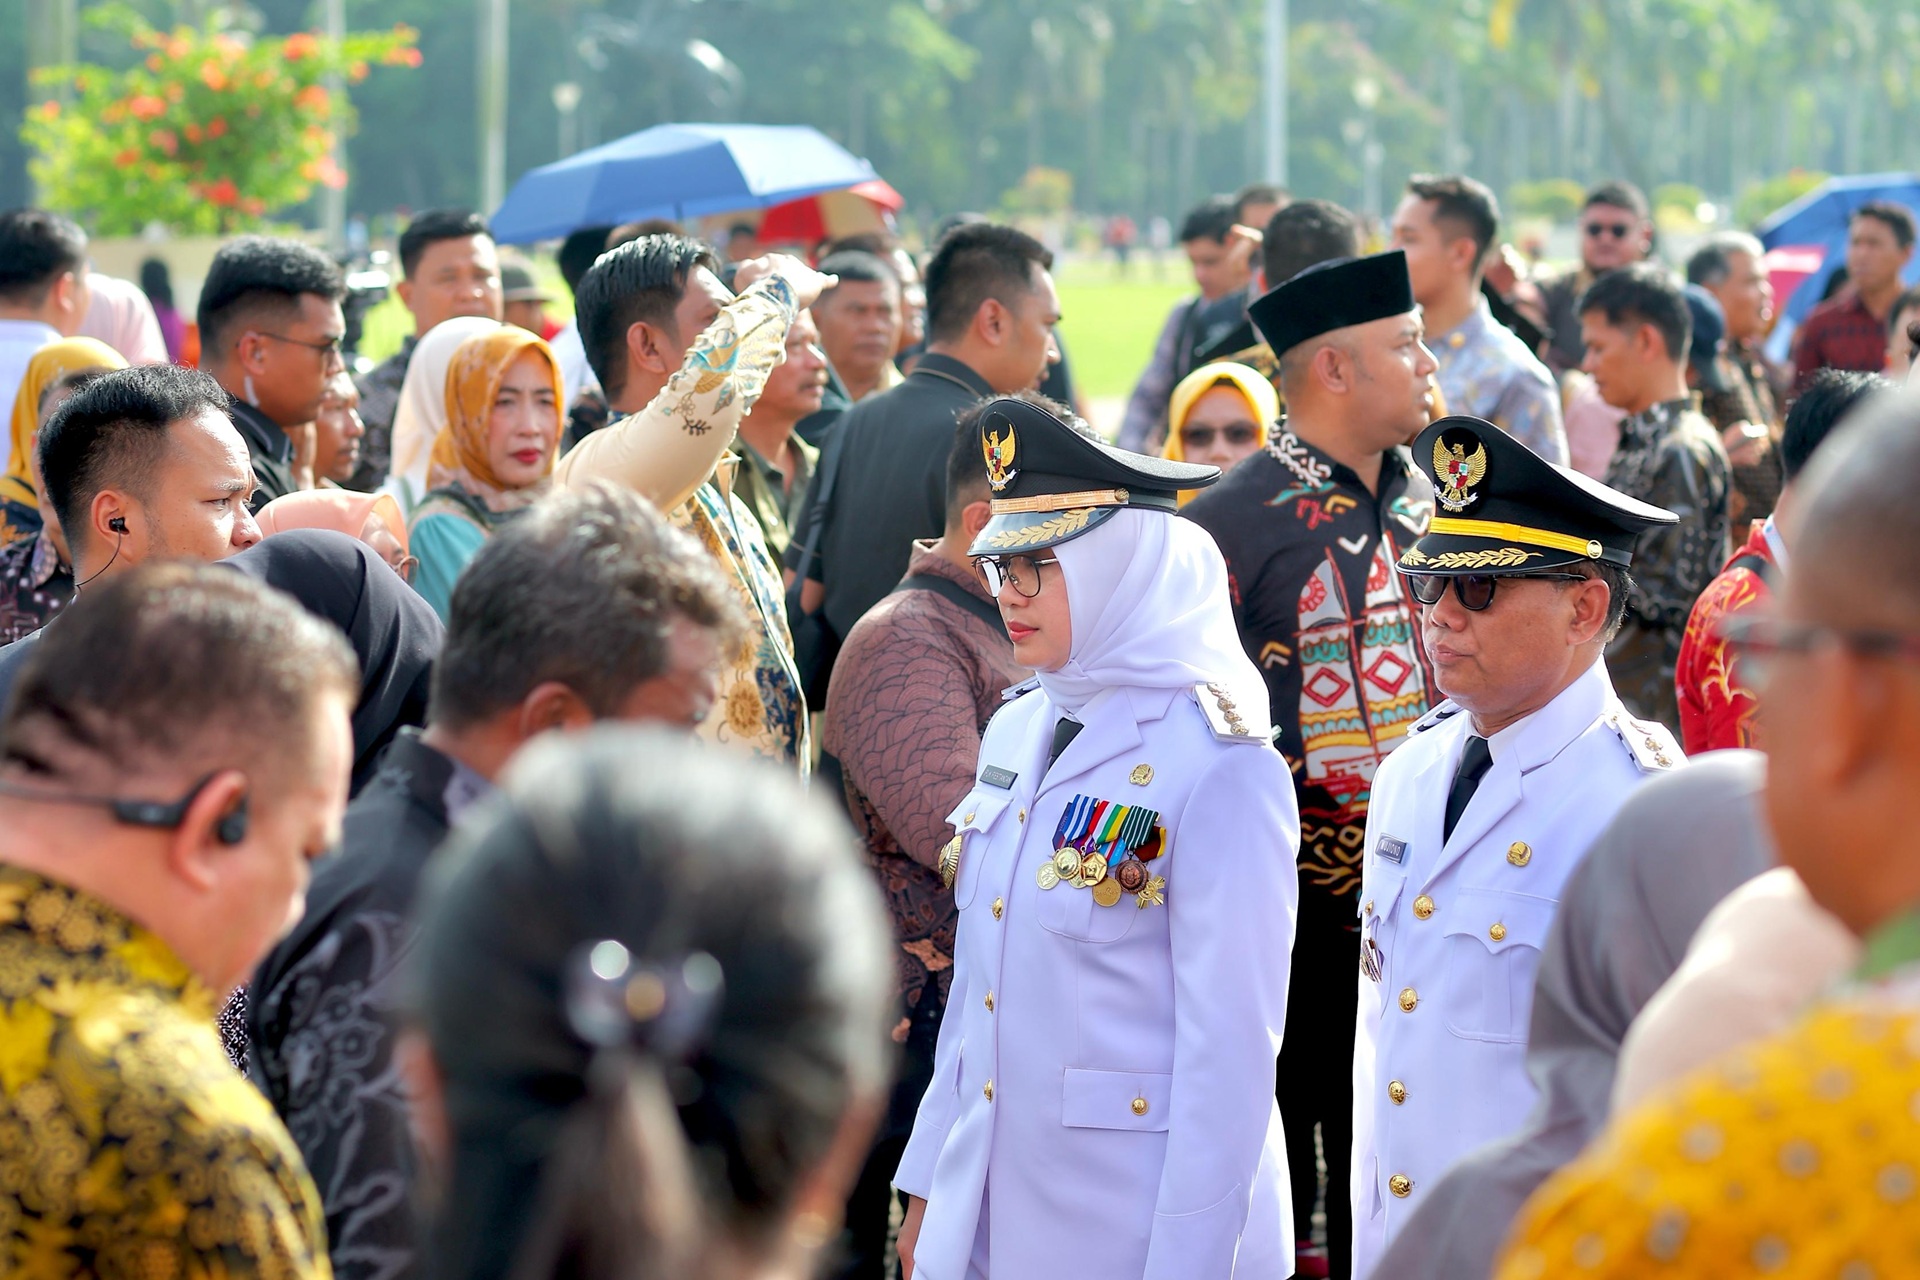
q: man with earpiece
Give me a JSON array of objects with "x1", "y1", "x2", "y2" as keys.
[
  {"x1": 0, "y1": 363, "x2": 263, "y2": 705},
  {"x1": 0, "y1": 561, "x2": 359, "y2": 1277}
]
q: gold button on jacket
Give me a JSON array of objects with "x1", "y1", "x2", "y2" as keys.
[
  {"x1": 983, "y1": 1080, "x2": 994, "y2": 1101},
  {"x1": 1412, "y1": 894, "x2": 1435, "y2": 920},
  {"x1": 991, "y1": 897, "x2": 1005, "y2": 920},
  {"x1": 1387, "y1": 1080, "x2": 1407, "y2": 1105},
  {"x1": 1398, "y1": 987, "x2": 1419, "y2": 1013},
  {"x1": 1388, "y1": 1174, "x2": 1413, "y2": 1198},
  {"x1": 1489, "y1": 922, "x2": 1507, "y2": 942},
  {"x1": 1131, "y1": 1096, "x2": 1150, "y2": 1116},
  {"x1": 1507, "y1": 841, "x2": 1532, "y2": 867},
  {"x1": 985, "y1": 990, "x2": 995, "y2": 1012}
]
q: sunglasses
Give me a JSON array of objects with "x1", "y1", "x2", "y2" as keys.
[
  {"x1": 1180, "y1": 423, "x2": 1263, "y2": 450},
  {"x1": 1583, "y1": 222, "x2": 1636, "y2": 240},
  {"x1": 1405, "y1": 571, "x2": 1588, "y2": 612},
  {"x1": 975, "y1": 554, "x2": 1058, "y2": 600}
]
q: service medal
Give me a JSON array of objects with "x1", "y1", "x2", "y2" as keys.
[
  {"x1": 1115, "y1": 857, "x2": 1148, "y2": 893},
  {"x1": 1036, "y1": 862, "x2": 1061, "y2": 890},
  {"x1": 937, "y1": 836, "x2": 962, "y2": 889},
  {"x1": 1092, "y1": 878, "x2": 1124, "y2": 908},
  {"x1": 1052, "y1": 847, "x2": 1082, "y2": 880},
  {"x1": 1135, "y1": 874, "x2": 1166, "y2": 909},
  {"x1": 1079, "y1": 851, "x2": 1108, "y2": 886}
]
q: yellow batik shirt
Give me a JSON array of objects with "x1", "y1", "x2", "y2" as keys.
[
  {"x1": 0, "y1": 865, "x2": 330, "y2": 1280},
  {"x1": 1498, "y1": 999, "x2": 1920, "y2": 1279}
]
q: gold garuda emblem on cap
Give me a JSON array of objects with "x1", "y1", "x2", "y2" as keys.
[
  {"x1": 1434, "y1": 437, "x2": 1487, "y2": 513},
  {"x1": 984, "y1": 425, "x2": 1019, "y2": 491}
]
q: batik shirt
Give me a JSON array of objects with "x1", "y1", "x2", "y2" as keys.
[
  {"x1": 0, "y1": 533, "x2": 72, "y2": 644},
  {"x1": 0, "y1": 865, "x2": 330, "y2": 1279},
  {"x1": 1676, "y1": 520, "x2": 1777, "y2": 754},
  {"x1": 1430, "y1": 296, "x2": 1568, "y2": 465},
  {"x1": 1602, "y1": 398, "x2": 1731, "y2": 733},
  {"x1": 1182, "y1": 429, "x2": 1438, "y2": 925}
]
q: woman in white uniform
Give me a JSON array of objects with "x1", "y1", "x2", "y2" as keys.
[{"x1": 895, "y1": 395, "x2": 1301, "y2": 1280}]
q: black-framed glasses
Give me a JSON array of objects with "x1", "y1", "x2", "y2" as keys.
[
  {"x1": 1405, "y1": 571, "x2": 1588, "y2": 612},
  {"x1": 1717, "y1": 614, "x2": 1920, "y2": 689},
  {"x1": 976, "y1": 554, "x2": 1059, "y2": 600},
  {"x1": 257, "y1": 330, "x2": 347, "y2": 366},
  {"x1": 1583, "y1": 221, "x2": 1634, "y2": 239},
  {"x1": 1180, "y1": 423, "x2": 1263, "y2": 450}
]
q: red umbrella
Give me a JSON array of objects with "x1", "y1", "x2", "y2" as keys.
[{"x1": 757, "y1": 179, "x2": 903, "y2": 246}]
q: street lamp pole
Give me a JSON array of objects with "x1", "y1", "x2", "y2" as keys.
[
  {"x1": 1263, "y1": 0, "x2": 1287, "y2": 187},
  {"x1": 321, "y1": 0, "x2": 345, "y2": 250},
  {"x1": 478, "y1": 0, "x2": 509, "y2": 214}
]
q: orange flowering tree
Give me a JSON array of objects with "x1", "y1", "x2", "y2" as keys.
[{"x1": 22, "y1": 10, "x2": 420, "y2": 235}]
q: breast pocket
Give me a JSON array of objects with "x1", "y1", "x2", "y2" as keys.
[
  {"x1": 1036, "y1": 854, "x2": 1145, "y2": 944},
  {"x1": 1439, "y1": 886, "x2": 1558, "y2": 1043},
  {"x1": 1361, "y1": 873, "x2": 1406, "y2": 986},
  {"x1": 946, "y1": 791, "x2": 1015, "y2": 910}
]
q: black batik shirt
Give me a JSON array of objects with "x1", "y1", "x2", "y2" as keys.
[{"x1": 1183, "y1": 430, "x2": 1439, "y2": 933}]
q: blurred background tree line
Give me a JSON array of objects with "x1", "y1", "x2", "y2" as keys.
[{"x1": 7, "y1": 0, "x2": 1917, "y2": 232}]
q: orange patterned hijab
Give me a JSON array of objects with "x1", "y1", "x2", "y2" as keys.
[{"x1": 427, "y1": 328, "x2": 562, "y2": 514}]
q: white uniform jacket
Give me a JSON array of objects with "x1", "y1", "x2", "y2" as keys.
[
  {"x1": 1349, "y1": 660, "x2": 1678, "y2": 1278},
  {"x1": 895, "y1": 679, "x2": 1300, "y2": 1280}
]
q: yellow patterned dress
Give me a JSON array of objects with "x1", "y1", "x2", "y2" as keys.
[
  {"x1": 0, "y1": 866, "x2": 329, "y2": 1279},
  {"x1": 1499, "y1": 998, "x2": 1920, "y2": 1278}
]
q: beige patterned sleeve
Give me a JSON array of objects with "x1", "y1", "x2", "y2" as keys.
[{"x1": 553, "y1": 274, "x2": 797, "y2": 512}]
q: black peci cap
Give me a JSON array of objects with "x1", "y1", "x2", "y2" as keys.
[
  {"x1": 1247, "y1": 250, "x2": 1415, "y2": 360},
  {"x1": 969, "y1": 397, "x2": 1220, "y2": 556},
  {"x1": 1399, "y1": 416, "x2": 1677, "y2": 575}
]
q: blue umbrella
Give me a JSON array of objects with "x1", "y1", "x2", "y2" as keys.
[
  {"x1": 490, "y1": 122, "x2": 879, "y2": 245},
  {"x1": 1755, "y1": 171, "x2": 1920, "y2": 359}
]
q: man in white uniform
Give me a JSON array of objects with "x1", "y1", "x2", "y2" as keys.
[
  {"x1": 896, "y1": 396, "x2": 1299, "y2": 1279},
  {"x1": 1350, "y1": 415, "x2": 1682, "y2": 1276}
]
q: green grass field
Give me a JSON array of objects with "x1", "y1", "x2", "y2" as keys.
[{"x1": 355, "y1": 253, "x2": 1191, "y2": 408}]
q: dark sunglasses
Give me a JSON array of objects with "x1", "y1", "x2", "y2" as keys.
[
  {"x1": 1583, "y1": 222, "x2": 1635, "y2": 240},
  {"x1": 1405, "y1": 571, "x2": 1588, "y2": 612},
  {"x1": 1180, "y1": 423, "x2": 1263, "y2": 450}
]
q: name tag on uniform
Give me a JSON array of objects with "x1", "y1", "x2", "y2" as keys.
[
  {"x1": 1377, "y1": 836, "x2": 1407, "y2": 865},
  {"x1": 981, "y1": 766, "x2": 1018, "y2": 790}
]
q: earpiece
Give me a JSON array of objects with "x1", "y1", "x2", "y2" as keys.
[
  {"x1": 0, "y1": 774, "x2": 250, "y2": 844},
  {"x1": 215, "y1": 797, "x2": 250, "y2": 846},
  {"x1": 108, "y1": 516, "x2": 127, "y2": 534}
]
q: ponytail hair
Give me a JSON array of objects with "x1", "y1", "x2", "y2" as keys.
[{"x1": 414, "y1": 727, "x2": 894, "y2": 1280}]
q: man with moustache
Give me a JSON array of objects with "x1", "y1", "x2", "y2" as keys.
[
  {"x1": 1350, "y1": 415, "x2": 1682, "y2": 1276},
  {"x1": 1182, "y1": 250, "x2": 1440, "y2": 1279}
]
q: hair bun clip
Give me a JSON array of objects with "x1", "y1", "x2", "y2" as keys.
[{"x1": 565, "y1": 941, "x2": 724, "y2": 1060}]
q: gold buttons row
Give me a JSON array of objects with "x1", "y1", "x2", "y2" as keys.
[{"x1": 1389, "y1": 1173, "x2": 1413, "y2": 1198}]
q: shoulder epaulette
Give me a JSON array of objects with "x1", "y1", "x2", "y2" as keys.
[
  {"x1": 1191, "y1": 681, "x2": 1265, "y2": 744},
  {"x1": 1409, "y1": 702, "x2": 1465, "y2": 735},
  {"x1": 1607, "y1": 712, "x2": 1682, "y2": 772},
  {"x1": 1001, "y1": 676, "x2": 1041, "y2": 703}
]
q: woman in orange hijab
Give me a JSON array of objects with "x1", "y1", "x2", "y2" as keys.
[
  {"x1": 254, "y1": 489, "x2": 415, "y2": 585},
  {"x1": 2, "y1": 337, "x2": 128, "y2": 542},
  {"x1": 409, "y1": 328, "x2": 562, "y2": 619}
]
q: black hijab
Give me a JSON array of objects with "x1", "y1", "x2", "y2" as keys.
[{"x1": 225, "y1": 529, "x2": 442, "y2": 794}]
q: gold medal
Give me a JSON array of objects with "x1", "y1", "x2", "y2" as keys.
[
  {"x1": 1036, "y1": 862, "x2": 1061, "y2": 890},
  {"x1": 1135, "y1": 874, "x2": 1166, "y2": 909},
  {"x1": 1079, "y1": 852, "x2": 1108, "y2": 886},
  {"x1": 1093, "y1": 877, "x2": 1124, "y2": 908},
  {"x1": 1052, "y1": 847, "x2": 1081, "y2": 880}
]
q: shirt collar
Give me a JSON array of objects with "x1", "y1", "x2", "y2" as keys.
[
  {"x1": 442, "y1": 753, "x2": 494, "y2": 825},
  {"x1": 906, "y1": 539, "x2": 995, "y2": 603},
  {"x1": 1761, "y1": 514, "x2": 1790, "y2": 572},
  {"x1": 224, "y1": 393, "x2": 292, "y2": 463},
  {"x1": 910, "y1": 352, "x2": 995, "y2": 397},
  {"x1": 26, "y1": 533, "x2": 64, "y2": 588},
  {"x1": 0, "y1": 864, "x2": 210, "y2": 1010},
  {"x1": 1482, "y1": 658, "x2": 1614, "y2": 773},
  {"x1": 1433, "y1": 296, "x2": 1494, "y2": 351},
  {"x1": 0, "y1": 321, "x2": 60, "y2": 347}
]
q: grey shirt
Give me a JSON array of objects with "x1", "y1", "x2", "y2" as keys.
[{"x1": 1365, "y1": 749, "x2": 1774, "y2": 1280}]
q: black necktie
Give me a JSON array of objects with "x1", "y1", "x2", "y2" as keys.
[
  {"x1": 1443, "y1": 736, "x2": 1494, "y2": 842},
  {"x1": 1047, "y1": 717, "x2": 1084, "y2": 773}
]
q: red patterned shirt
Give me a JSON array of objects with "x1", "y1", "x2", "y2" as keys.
[
  {"x1": 1791, "y1": 288, "x2": 1892, "y2": 393},
  {"x1": 1676, "y1": 520, "x2": 1777, "y2": 753}
]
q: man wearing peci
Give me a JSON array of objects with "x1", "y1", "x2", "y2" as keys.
[{"x1": 1350, "y1": 415, "x2": 1683, "y2": 1277}]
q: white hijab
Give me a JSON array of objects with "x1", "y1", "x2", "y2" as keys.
[
  {"x1": 382, "y1": 315, "x2": 501, "y2": 514},
  {"x1": 1043, "y1": 508, "x2": 1271, "y2": 735}
]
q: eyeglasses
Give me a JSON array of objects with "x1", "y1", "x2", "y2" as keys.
[
  {"x1": 1405, "y1": 571, "x2": 1589, "y2": 612},
  {"x1": 975, "y1": 554, "x2": 1058, "y2": 599},
  {"x1": 1180, "y1": 423, "x2": 1263, "y2": 450},
  {"x1": 389, "y1": 553, "x2": 418, "y2": 584},
  {"x1": 1717, "y1": 614, "x2": 1920, "y2": 690},
  {"x1": 257, "y1": 330, "x2": 347, "y2": 367},
  {"x1": 1583, "y1": 222, "x2": 1635, "y2": 240}
]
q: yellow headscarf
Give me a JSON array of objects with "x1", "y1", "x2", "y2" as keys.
[
  {"x1": 426, "y1": 328, "x2": 562, "y2": 516},
  {"x1": 1162, "y1": 361, "x2": 1280, "y2": 506},
  {"x1": 3, "y1": 338, "x2": 128, "y2": 509}
]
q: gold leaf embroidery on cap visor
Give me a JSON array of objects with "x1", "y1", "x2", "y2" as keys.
[{"x1": 982, "y1": 507, "x2": 1095, "y2": 550}]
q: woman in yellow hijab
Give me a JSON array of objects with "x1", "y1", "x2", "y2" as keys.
[
  {"x1": 1162, "y1": 361, "x2": 1279, "y2": 505},
  {"x1": 408, "y1": 327, "x2": 563, "y2": 619},
  {"x1": 1, "y1": 338, "x2": 128, "y2": 543}
]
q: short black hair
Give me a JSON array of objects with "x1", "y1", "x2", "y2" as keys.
[
  {"x1": 1262, "y1": 200, "x2": 1363, "y2": 288},
  {"x1": 1233, "y1": 183, "x2": 1288, "y2": 224},
  {"x1": 1405, "y1": 174, "x2": 1500, "y2": 271},
  {"x1": 197, "y1": 235, "x2": 345, "y2": 351},
  {"x1": 1583, "y1": 181, "x2": 1649, "y2": 219},
  {"x1": 557, "y1": 226, "x2": 617, "y2": 294},
  {"x1": 0, "y1": 209, "x2": 87, "y2": 307},
  {"x1": 815, "y1": 250, "x2": 898, "y2": 289},
  {"x1": 37, "y1": 364, "x2": 231, "y2": 551},
  {"x1": 1179, "y1": 195, "x2": 1239, "y2": 245},
  {"x1": 573, "y1": 235, "x2": 722, "y2": 399},
  {"x1": 922, "y1": 224, "x2": 1052, "y2": 344},
  {"x1": 1577, "y1": 263, "x2": 1691, "y2": 364},
  {"x1": 138, "y1": 257, "x2": 174, "y2": 310},
  {"x1": 1852, "y1": 201, "x2": 1918, "y2": 250},
  {"x1": 1685, "y1": 232, "x2": 1766, "y2": 288},
  {"x1": 36, "y1": 366, "x2": 116, "y2": 419},
  {"x1": 398, "y1": 209, "x2": 492, "y2": 279},
  {"x1": 430, "y1": 483, "x2": 744, "y2": 730},
  {"x1": 1782, "y1": 368, "x2": 1890, "y2": 483}
]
